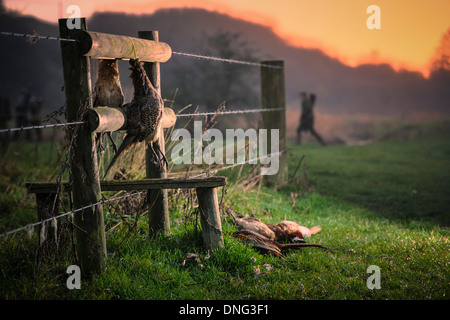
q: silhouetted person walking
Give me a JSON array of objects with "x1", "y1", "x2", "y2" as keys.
[{"x1": 296, "y1": 92, "x2": 325, "y2": 146}]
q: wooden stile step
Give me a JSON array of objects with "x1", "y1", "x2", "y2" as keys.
[{"x1": 26, "y1": 176, "x2": 227, "y2": 194}]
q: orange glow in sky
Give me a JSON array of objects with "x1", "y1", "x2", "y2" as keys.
[{"x1": 5, "y1": 0, "x2": 450, "y2": 76}]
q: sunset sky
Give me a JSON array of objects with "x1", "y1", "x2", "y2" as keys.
[{"x1": 4, "y1": 0, "x2": 450, "y2": 76}]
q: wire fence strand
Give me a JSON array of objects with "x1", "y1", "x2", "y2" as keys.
[
  {"x1": 0, "y1": 190, "x2": 145, "y2": 238},
  {"x1": 189, "y1": 150, "x2": 285, "y2": 179},
  {"x1": 1, "y1": 149, "x2": 284, "y2": 238},
  {"x1": 172, "y1": 51, "x2": 283, "y2": 69},
  {"x1": 0, "y1": 121, "x2": 87, "y2": 133},
  {"x1": 175, "y1": 107, "x2": 284, "y2": 118},
  {"x1": 0, "y1": 108, "x2": 282, "y2": 133},
  {"x1": 1, "y1": 30, "x2": 282, "y2": 69},
  {"x1": 0, "y1": 31, "x2": 79, "y2": 43}
]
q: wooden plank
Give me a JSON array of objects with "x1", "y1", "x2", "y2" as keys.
[
  {"x1": 26, "y1": 177, "x2": 227, "y2": 193},
  {"x1": 101, "y1": 177, "x2": 227, "y2": 191},
  {"x1": 260, "y1": 60, "x2": 288, "y2": 185},
  {"x1": 26, "y1": 183, "x2": 69, "y2": 194},
  {"x1": 87, "y1": 107, "x2": 176, "y2": 133},
  {"x1": 139, "y1": 30, "x2": 170, "y2": 239},
  {"x1": 59, "y1": 18, "x2": 107, "y2": 274},
  {"x1": 196, "y1": 187, "x2": 224, "y2": 251},
  {"x1": 77, "y1": 30, "x2": 172, "y2": 63}
]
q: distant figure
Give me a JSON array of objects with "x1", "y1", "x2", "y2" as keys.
[
  {"x1": 30, "y1": 97, "x2": 43, "y2": 142},
  {"x1": 14, "y1": 87, "x2": 32, "y2": 141},
  {"x1": 296, "y1": 92, "x2": 325, "y2": 146},
  {"x1": 0, "y1": 93, "x2": 12, "y2": 149}
]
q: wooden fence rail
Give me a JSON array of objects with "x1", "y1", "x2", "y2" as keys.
[{"x1": 76, "y1": 30, "x2": 172, "y2": 62}]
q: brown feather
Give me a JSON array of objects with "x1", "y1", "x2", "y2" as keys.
[
  {"x1": 233, "y1": 229, "x2": 327, "y2": 257},
  {"x1": 93, "y1": 59, "x2": 124, "y2": 108}
]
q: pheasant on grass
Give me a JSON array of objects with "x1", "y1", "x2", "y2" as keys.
[
  {"x1": 231, "y1": 212, "x2": 321, "y2": 243},
  {"x1": 232, "y1": 214, "x2": 276, "y2": 240},
  {"x1": 233, "y1": 229, "x2": 327, "y2": 257},
  {"x1": 93, "y1": 59, "x2": 124, "y2": 153},
  {"x1": 103, "y1": 58, "x2": 168, "y2": 179},
  {"x1": 268, "y1": 220, "x2": 322, "y2": 243}
]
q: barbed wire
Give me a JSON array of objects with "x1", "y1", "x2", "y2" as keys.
[
  {"x1": 168, "y1": 69, "x2": 254, "y2": 77},
  {"x1": 0, "y1": 108, "x2": 283, "y2": 133},
  {"x1": 189, "y1": 150, "x2": 285, "y2": 179},
  {"x1": 0, "y1": 31, "x2": 79, "y2": 43},
  {"x1": 0, "y1": 121, "x2": 87, "y2": 133},
  {"x1": 1, "y1": 30, "x2": 282, "y2": 69},
  {"x1": 175, "y1": 107, "x2": 284, "y2": 118},
  {"x1": 172, "y1": 51, "x2": 282, "y2": 69},
  {"x1": 1, "y1": 148, "x2": 284, "y2": 238},
  {"x1": 0, "y1": 190, "x2": 145, "y2": 238}
]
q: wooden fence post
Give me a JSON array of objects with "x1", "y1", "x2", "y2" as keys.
[
  {"x1": 59, "y1": 18, "x2": 107, "y2": 274},
  {"x1": 138, "y1": 31, "x2": 170, "y2": 238},
  {"x1": 260, "y1": 60, "x2": 288, "y2": 185},
  {"x1": 196, "y1": 187, "x2": 224, "y2": 251}
]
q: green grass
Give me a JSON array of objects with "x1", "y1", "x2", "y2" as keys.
[
  {"x1": 298, "y1": 135, "x2": 450, "y2": 225},
  {"x1": 0, "y1": 121, "x2": 449, "y2": 300}
]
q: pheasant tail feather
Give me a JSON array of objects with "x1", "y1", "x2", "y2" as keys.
[{"x1": 103, "y1": 134, "x2": 137, "y2": 180}]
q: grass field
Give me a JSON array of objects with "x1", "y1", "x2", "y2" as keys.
[{"x1": 0, "y1": 120, "x2": 449, "y2": 300}]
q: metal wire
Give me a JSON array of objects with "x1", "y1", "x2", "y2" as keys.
[
  {"x1": 189, "y1": 150, "x2": 285, "y2": 179},
  {"x1": 0, "y1": 121, "x2": 87, "y2": 134},
  {"x1": 1, "y1": 31, "x2": 281, "y2": 69},
  {"x1": 172, "y1": 51, "x2": 283, "y2": 69},
  {"x1": 176, "y1": 107, "x2": 284, "y2": 117},
  {"x1": 0, "y1": 190, "x2": 145, "y2": 238},
  {"x1": 0, "y1": 108, "x2": 284, "y2": 132},
  {"x1": 1, "y1": 150, "x2": 285, "y2": 237},
  {"x1": 0, "y1": 31, "x2": 79, "y2": 42}
]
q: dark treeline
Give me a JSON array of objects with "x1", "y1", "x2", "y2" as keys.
[{"x1": 0, "y1": 6, "x2": 449, "y2": 123}]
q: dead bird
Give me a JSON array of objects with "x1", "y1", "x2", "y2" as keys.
[
  {"x1": 93, "y1": 59, "x2": 124, "y2": 153},
  {"x1": 231, "y1": 213, "x2": 276, "y2": 240},
  {"x1": 268, "y1": 220, "x2": 322, "y2": 242},
  {"x1": 233, "y1": 229, "x2": 327, "y2": 257},
  {"x1": 103, "y1": 58, "x2": 167, "y2": 179},
  {"x1": 230, "y1": 211, "x2": 321, "y2": 243}
]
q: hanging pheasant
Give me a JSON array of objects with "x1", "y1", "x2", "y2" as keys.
[
  {"x1": 103, "y1": 58, "x2": 168, "y2": 179},
  {"x1": 93, "y1": 59, "x2": 124, "y2": 153}
]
